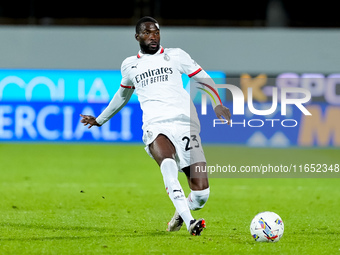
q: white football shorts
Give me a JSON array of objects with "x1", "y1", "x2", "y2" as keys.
[{"x1": 143, "y1": 119, "x2": 206, "y2": 170}]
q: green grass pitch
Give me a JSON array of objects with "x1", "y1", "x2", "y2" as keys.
[{"x1": 0, "y1": 143, "x2": 339, "y2": 254}]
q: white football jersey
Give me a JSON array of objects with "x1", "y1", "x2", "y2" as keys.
[{"x1": 120, "y1": 46, "x2": 202, "y2": 129}]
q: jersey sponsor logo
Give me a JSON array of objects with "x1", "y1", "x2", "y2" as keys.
[{"x1": 134, "y1": 67, "x2": 173, "y2": 87}]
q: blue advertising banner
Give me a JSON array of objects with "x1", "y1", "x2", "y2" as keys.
[
  {"x1": 0, "y1": 69, "x2": 225, "y2": 104},
  {"x1": 0, "y1": 69, "x2": 136, "y2": 103},
  {"x1": 1, "y1": 101, "x2": 338, "y2": 146},
  {"x1": 1, "y1": 69, "x2": 339, "y2": 146},
  {"x1": 198, "y1": 102, "x2": 340, "y2": 147},
  {"x1": 0, "y1": 69, "x2": 225, "y2": 143},
  {"x1": 0, "y1": 102, "x2": 143, "y2": 142}
]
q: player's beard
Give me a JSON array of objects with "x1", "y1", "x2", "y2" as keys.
[{"x1": 140, "y1": 42, "x2": 160, "y2": 55}]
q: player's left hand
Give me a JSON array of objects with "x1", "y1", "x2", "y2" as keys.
[
  {"x1": 214, "y1": 105, "x2": 231, "y2": 125},
  {"x1": 80, "y1": 114, "x2": 101, "y2": 129}
]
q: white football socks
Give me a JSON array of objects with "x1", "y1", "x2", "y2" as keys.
[
  {"x1": 187, "y1": 188, "x2": 210, "y2": 211},
  {"x1": 160, "y1": 158, "x2": 194, "y2": 229}
]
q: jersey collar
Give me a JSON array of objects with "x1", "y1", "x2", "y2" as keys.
[{"x1": 137, "y1": 46, "x2": 164, "y2": 58}]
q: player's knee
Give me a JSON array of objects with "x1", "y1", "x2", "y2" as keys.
[{"x1": 187, "y1": 187, "x2": 210, "y2": 211}]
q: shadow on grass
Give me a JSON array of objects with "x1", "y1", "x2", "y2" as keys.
[
  {"x1": 0, "y1": 235, "x2": 119, "y2": 242},
  {"x1": 0, "y1": 222, "x2": 114, "y2": 232},
  {"x1": 0, "y1": 222, "x2": 169, "y2": 241}
]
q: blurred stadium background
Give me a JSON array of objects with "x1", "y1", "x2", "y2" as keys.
[{"x1": 0, "y1": 0, "x2": 339, "y2": 146}]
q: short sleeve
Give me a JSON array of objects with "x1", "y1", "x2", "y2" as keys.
[
  {"x1": 120, "y1": 59, "x2": 134, "y2": 88},
  {"x1": 178, "y1": 49, "x2": 202, "y2": 78}
]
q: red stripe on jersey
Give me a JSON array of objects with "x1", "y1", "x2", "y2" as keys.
[
  {"x1": 188, "y1": 68, "x2": 202, "y2": 78},
  {"x1": 120, "y1": 84, "x2": 135, "y2": 89}
]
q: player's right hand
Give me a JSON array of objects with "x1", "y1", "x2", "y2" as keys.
[
  {"x1": 214, "y1": 105, "x2": 231, "y2": 125},
  {"x1": 80, "y1": 114, "x2": 101, "y2": 129}
]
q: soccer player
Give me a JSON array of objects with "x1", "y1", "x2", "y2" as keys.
[{"x1": 80, "y1": 16, "x2": 231, "y2": 236}]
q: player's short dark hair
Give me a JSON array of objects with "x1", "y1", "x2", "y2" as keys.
[{"x1": 135, "y1": 16, "x2": 159, "y2": 34}]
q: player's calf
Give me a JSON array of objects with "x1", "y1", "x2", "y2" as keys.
[{"x1": 161, "y1": 158, "x2": 195, "y2": 229}]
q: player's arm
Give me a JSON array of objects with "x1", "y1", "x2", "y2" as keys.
[
  {"x1": 191, "y1": 69, "x2": 231, "y2": 124},
  {"x1": 80, "y1": 86, "x2": 134, "y2": 129},
  {"x1": 178, "y1": 48, "x2": 231, "y2": 123}
]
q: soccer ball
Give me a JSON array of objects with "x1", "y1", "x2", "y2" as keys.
[{"x1": 250, "y1": 211, "x2": 284, "y2": 242}]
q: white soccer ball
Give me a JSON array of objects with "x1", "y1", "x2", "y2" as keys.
[{"x1": 250, "y1": 211, "x2": 284, "y2": 242}]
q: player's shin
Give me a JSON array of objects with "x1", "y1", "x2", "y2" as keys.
[
  {"x1": 187, "y1": 188, "x2": 210, "y2": 211},
  {"x1": 160, "y1": 158, "x2": 194, "y2": 229}
]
